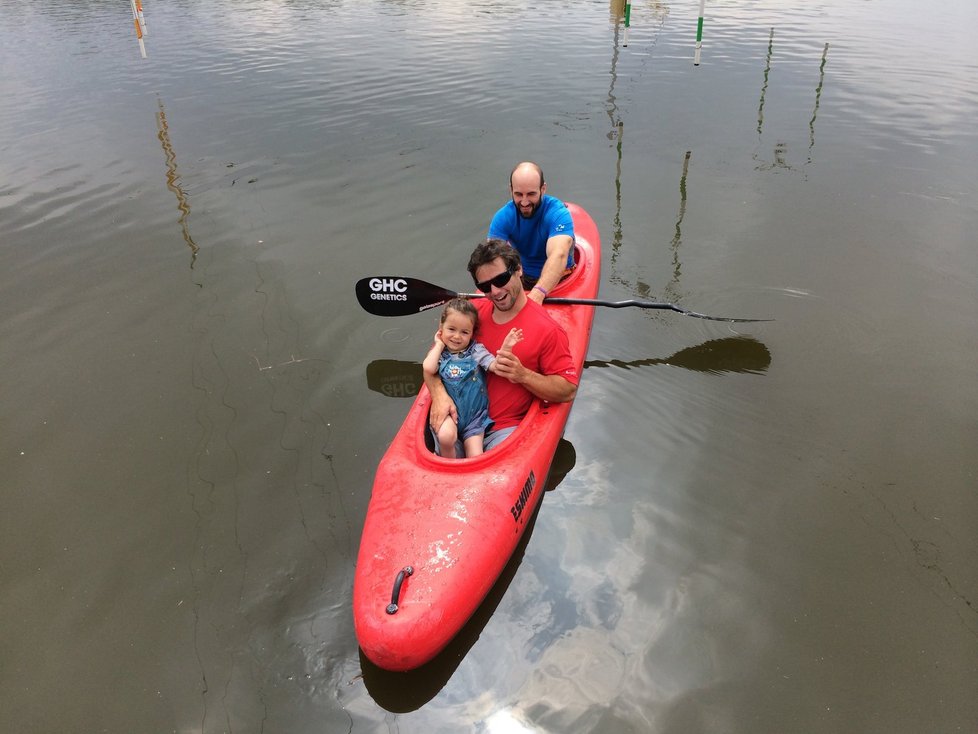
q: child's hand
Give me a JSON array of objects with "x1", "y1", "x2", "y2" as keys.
[{"x1": 500, "y1": 327, "x2": 523, "y2": 352}]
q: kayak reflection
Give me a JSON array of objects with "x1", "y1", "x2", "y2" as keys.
[
  {"x1": 360, "y1": 503, "x2": 543, "y2": 712},
  {"x1": 364, "y1": 337, "x2": 771, "y2": 400},
  {"x1": 545, "y1": 437, "x2": 576, "y2": 491}
]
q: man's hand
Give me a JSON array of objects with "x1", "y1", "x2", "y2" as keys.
[
  {"x1": 491, "y1": 346, "x2": 525, "y2": 384},
  {"x1": 426, "y1": 377, "x2": 457, "y2": 430},
  {"x1": 494, "y1": 346, "x2": 576, "y2": 403}
]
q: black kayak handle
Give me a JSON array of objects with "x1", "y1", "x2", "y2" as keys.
[{"x1": 386, "y1": 566, "x2": 414, "y2": 614}]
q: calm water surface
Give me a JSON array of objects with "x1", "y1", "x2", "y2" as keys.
[{"x1": 2, "y1": 0, "x2": 976, "y2": 732}]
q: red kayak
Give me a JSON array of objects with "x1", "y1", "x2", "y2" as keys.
[{"x1": 353, "y1": 203, "x2": 601, "y2": 671}]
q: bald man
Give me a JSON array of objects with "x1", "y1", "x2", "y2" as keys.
[{"x1": 487, "y1": 161, "x2": 575, "y2": 305}]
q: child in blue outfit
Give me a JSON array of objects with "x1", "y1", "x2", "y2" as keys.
[{"x1": 422, "y1": 298, "x2": 522, "y2": 458}]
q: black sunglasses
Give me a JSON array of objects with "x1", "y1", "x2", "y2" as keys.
[{"x1": 474, "y1": 268, "x2": 515, "y2": 293}]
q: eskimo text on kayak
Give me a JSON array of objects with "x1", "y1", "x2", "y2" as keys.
[{"x1": 510, "y1": 470, "x2": 536, "y2": 527}]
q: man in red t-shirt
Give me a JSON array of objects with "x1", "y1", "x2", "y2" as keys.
[{"x1": 425, "y1": 239, "x2": 579, "y2": 453}]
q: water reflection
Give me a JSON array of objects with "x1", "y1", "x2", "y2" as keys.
[
  {"x1": 155, "y1": 96, "x2": 199, "y2": 267},
  {"x1": 364, "y1": 337, "x2": 770, "y2": 401},
  {"x1": 585, "y1": 336, "x2": 771, "y2": 375},
  {"x1": 809, "y1": 42, "x2": 830, "y2": 163},
  {"x1": 606, "y1": 0, "x2": 667, "y2": 272},
  {"x1": 664, "y1": 150, "x2": 692, "y2": 305},
  {"x1": 608, "y1": 150, "x2": 694, "y2": 304},
  {"x1": 607, "y1": 0, "x2": 626, "y2": 266},
  {"x1": 605, "y1": 1, "x2": 687, "y2": 308},
  {"x1": 754, "y1": 28, "x2": 831, "y2": 172},
  {"x1": 757, "y1": 28, "x2": 774, "y2": 137},
  {"x1": 365, "y1": 358, "x2": 422, "y2": 398},
  {"x1": 360, "y1": 500, "x2": 545, "y2": 712}
]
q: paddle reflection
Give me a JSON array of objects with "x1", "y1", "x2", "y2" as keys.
[
  {"x1": 585, "y1": 336, "x2": 771, "y2": 375},
  {"x1": 364, "y1": 336, "x2": 770, "y2": 399},
  {"x1": 365, "y1": 359, "x2": 421, "y2": 398}
]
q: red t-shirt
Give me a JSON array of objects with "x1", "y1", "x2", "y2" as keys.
[{"x1": 474, "y1": 299, "x2": 579, "y2": 430}]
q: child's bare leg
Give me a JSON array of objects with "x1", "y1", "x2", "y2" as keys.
[
  {"x1": 462, "y1": 433, "x2": 485, "y2": 458},
  {"x1": 436, "y1": 418, "x2": 458, "y2": 459},
  {"x1": 501, "y1": 327, "x2": 524, "y2": 352}
]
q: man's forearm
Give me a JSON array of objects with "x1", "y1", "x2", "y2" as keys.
[
  {"x1": 522, "y1": 372, "x2": 577, "y2": 403},
  {"x1": 535, "y1": 257, "x2": 567, "y2": 295},
  {"x1": 424, "y1": 369, "x2": 448, "y2": 400},
  {"x1": 536, "y1": 235, "x2": 574, "y2": 295}
]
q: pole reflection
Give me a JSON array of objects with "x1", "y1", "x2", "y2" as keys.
[
  {"x1": 663, "y1": 150, "x2": 691, "y2": 305},
  {"x1": 605, "y1": 1, "x2": 691, "y2": 308},
  {"x1": 607, "y1": 0, "x2": 626, "y2": 266},
  {"x1": 808, "y1": 42, "x2": 830, "y2": 164},
  {"x1": 755, "y1": 30, "x2": 831, "y2": 172},
  {"x1": 155, "y1": 96, "x2": 200, "y2": 268}
]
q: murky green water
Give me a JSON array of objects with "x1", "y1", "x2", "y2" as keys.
[{"x1": 2, "y1": 0, "x2": 976, "y2": 731}]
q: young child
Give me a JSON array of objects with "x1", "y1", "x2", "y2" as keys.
[{"x1": 422, "y1": 298, "x2": 523, "y2": 458}]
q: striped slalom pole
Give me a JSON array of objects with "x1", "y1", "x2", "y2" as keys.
[
  {"x1": 129, "y1": 0, "x2": 147, "y2": 58},
  {"x1": 623, "y1": 0, "x2": 632, "y2": 47},
  {"x1": 693, "y1": 0, "x2": 706, "y2": 65},
  {"x1": 136, "y1": 0, "x2": 147, "y2": 36}
]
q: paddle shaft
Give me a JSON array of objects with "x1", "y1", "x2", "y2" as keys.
[
  {"x1": 355, "y1": 276, "x2": 771, "y2": 323},
  {"x1": 459, "y1": 294, "x2": 761, "y2": 322}
]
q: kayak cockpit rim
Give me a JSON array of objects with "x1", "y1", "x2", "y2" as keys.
[{"x1": 416, "y1": 242, "x2": 590, "y2": 464}]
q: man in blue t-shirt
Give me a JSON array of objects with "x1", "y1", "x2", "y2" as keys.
[{"x1": 487, "y1": 161, "x2": 575, "y2": 305}]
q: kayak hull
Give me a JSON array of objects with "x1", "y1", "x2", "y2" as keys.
[{"x1": 353, "y1": 203, "x2": 601, "y2": 671}]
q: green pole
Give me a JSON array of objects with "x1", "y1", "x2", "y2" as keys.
[
  {"x1": 694, "y1": 0, "x2": 706, "y2": 65},
  {"x1": 623, "y1": 0, "x2": 632, "y2": 47}
]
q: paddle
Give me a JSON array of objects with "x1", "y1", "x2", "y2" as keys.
[{"x1": 355, "y1": 276, "x2": 771, "y2": 323}]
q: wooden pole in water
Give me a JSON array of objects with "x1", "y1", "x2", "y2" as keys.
[
  {"x1": 129, "y1": 0, "x2": 146, "y2": 58},
  {"x1": 623, "y1": 0, "x2": 632, "y2": 47},
  {"x1": 693, "y1": 0, "x2": 706, "y2": 65}
]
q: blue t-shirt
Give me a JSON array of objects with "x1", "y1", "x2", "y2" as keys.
[{"x1": 488, "y1": 195, "x2": 575, "y2": 279}]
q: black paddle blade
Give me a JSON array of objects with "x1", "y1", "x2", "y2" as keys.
[{"x1": 355, "y1": 277, "x2": 476, "y2": 317}]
